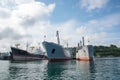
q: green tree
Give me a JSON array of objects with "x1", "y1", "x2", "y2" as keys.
[{"x1": 110, "y1": 44, "x2": 117, "y2": 48}]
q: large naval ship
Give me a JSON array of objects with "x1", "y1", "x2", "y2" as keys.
[
  {"x1": 42, "y1": 31, "x2": 72, "y2": 61},
  {"x1": 76, "y1": 37, "x2": 94, "y2": 61},
  {"x1": 10, "y1": 44, "x2": 47, "y2": 61}
]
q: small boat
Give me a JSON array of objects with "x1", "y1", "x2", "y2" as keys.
[
  {"x1": 10, "y1": 46, "x2": 47, "y2": 61},
  {"x1": 42, "y1": 31, "x2": 72, "y2": 61},
  {"x1": 76, "y1": 37, "x2": 94, "y2": 61}
]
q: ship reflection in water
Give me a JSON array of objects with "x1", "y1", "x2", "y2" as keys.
[
  {"x1": 0, "y1": 58, "x2": 120, "y2": 80},
  {"x1": 45, "y1": 61, "x2": 73, "y2": 80},
  {"x1": 76, "y1": 60, "x2": 95, "y2": 80},
  {"x1": 45, "y1": 60, "x2": 95, "y2": 80}
]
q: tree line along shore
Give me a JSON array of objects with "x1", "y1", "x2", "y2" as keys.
[{"x1": 94, "y1": 44, "x2": 120, "y2": 57}]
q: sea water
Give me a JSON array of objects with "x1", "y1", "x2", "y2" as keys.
[{"x1": 0, "y1": 57, "x2": 120, "y2": 80}]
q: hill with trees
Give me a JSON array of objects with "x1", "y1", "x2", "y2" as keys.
[{"x1": 94, "y1": 44, "x2": 120, "y2": 57}]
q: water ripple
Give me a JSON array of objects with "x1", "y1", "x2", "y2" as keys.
[{"x1": 0, "y1": 58, "x2": 120, "y2": 80}]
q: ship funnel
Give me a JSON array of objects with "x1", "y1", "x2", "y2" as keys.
[{"x1": 56, "y1": 30, "x2": 60, "y2": 45}]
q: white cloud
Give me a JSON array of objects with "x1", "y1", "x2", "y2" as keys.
[
  {"x1": 0, "y1": 0, "x2": 56, "y2": 52},
  {"x1": 80, "y1": 0, "x2": 109, "y2": 12},
  {"x1": 11, "y1": 2, "x2": 55, "y2": 27},
  {"x1": 12, "y1": 2, "x2": 55, "y2": 18},
  {"x1": 0, "y1": 0, "x2": 120, "y2": 52},
  {"x1": 0, "y1": 27, "x2": 23, "y2": 40},
  {"x1": 14, "y1": 0, "x2": 34, "y2": 5},
  {"x1": 76, "y1": 13, "x2": 120, "y2": 46},
  {"x1": 0, "y1": 7, "x2": 11, "y2": 18}
]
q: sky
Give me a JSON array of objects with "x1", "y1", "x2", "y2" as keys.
[{"x1": 0, "y1": 0, "x2": 120, "y2": 52}]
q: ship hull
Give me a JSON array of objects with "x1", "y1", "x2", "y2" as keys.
[
  {"x1": 76, "y1": 57, "x2": 93, "y2": 61},
  {"x1": 10, "y1": 47, "x2": 46, "y2": 61},
  {"x1": 42, "y1": 41, "x2": 71, "y2": 61},
  {"x1": 76, "y1": 45, "x2": 94, "y2": 61}
]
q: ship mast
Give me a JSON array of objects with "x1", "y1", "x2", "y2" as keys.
[
  {"x1": 56, "y1": 30, "x2": 60, "y2": 45},
  {"x1": 26, "y1": 42, "x2": 29, "y2": 51},
  {"x1": 82, "y1": 37, "x2": 85, "y2": 46}
]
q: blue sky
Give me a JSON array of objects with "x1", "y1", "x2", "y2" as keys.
[
  {"x1": 0, "y1": 0, "x2": 120, "y2": 51},
  {"x1": 37, "y1": 0, "x2": 120, "y2": 23}
]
